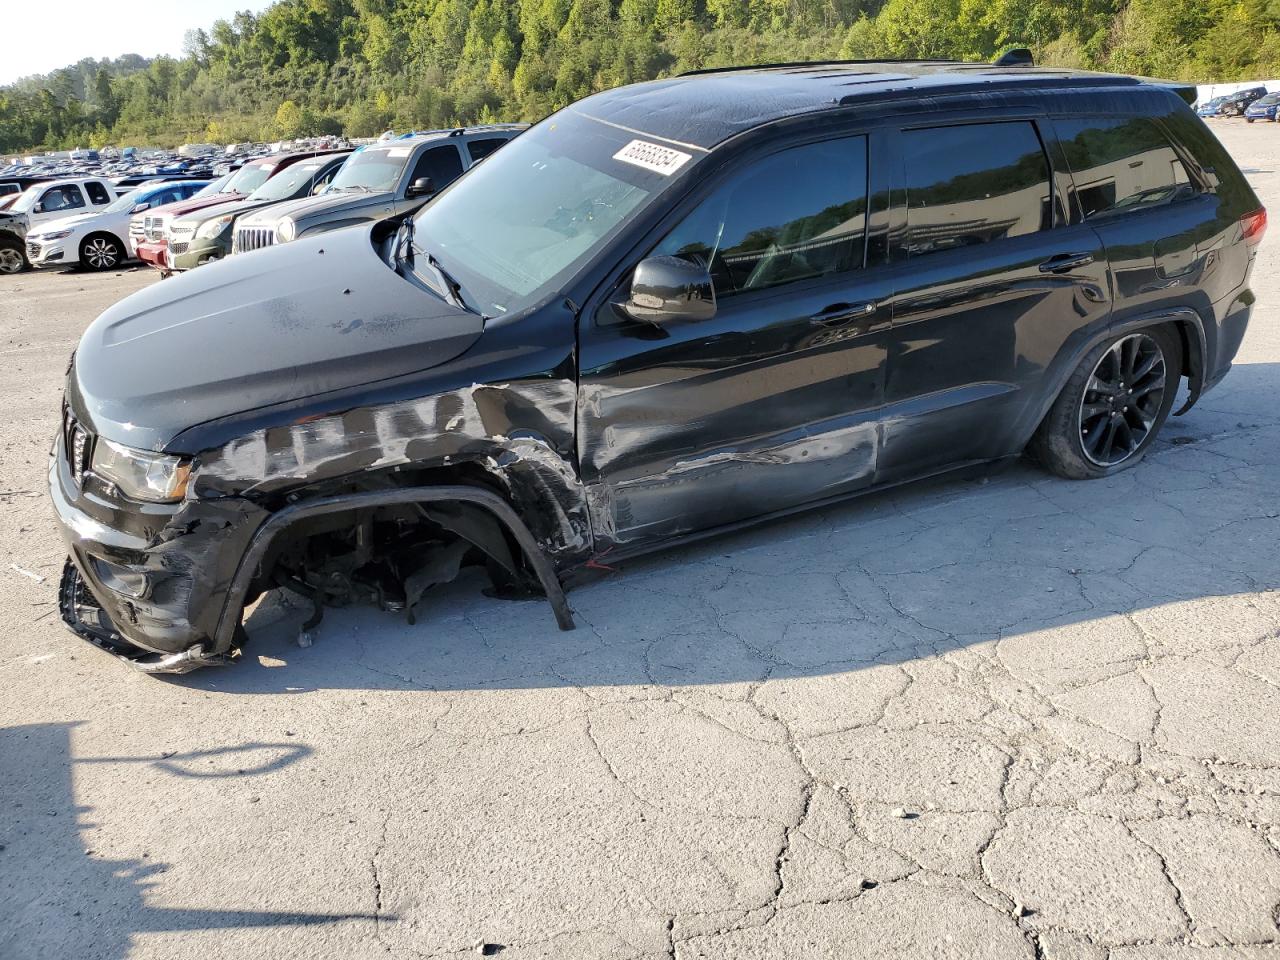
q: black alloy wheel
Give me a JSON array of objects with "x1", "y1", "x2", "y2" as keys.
[{"x1": 1077, "y1": 332, "x2": 1167, "y2": 468}]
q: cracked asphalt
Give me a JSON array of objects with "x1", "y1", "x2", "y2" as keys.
[{"x1": 2, "y1": 121, "x2": 1279, "y2": 960}]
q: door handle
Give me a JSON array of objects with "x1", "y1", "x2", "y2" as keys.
[
  {"x1": 810, "y1": 301, "x2": 878, "y2": 326},
  {"x1": 1039, "y1": 252, "x2": 1095, "y2": 273}
]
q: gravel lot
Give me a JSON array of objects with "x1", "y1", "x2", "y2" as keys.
[{"x1": 2, "y1": 120, "x2": 1280, "y2": 960}]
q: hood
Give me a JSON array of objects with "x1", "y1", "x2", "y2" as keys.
[
  {"x1": 181, "y1": 194, "x2": 283, "y2": 227},
  {"x1": 72, "y1": 224, "x2": 484, "y2": 452},
  {"x1": 239, "y1": 189, "x2": 389, "y2": 228},
  {"x1": 32, "y1": 211, "x2": 100, "y2": 235},
  {"x1": 150, "y1": 191, "x2": 246, "y2": 219}
]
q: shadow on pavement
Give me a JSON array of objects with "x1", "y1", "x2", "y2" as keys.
[{"x1": 0, "y1": 723, "x2": 377, "y2": 960}]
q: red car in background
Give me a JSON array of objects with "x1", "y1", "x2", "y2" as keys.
[{"x1": 131, "y1": 150, "x2": 347, "y2": 272}]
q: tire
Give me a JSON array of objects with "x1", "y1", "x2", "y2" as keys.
[
  {"x1": 80, "y1": 233, "x2": 123, "y2": 271},
  {"x1": 0, "y1": 234, "x2": 28, "y2": 275},
  {"x1": 1029, "y1": 325, "x2": 1182, "y2": 480},
  {"x1": 1248, "y1": 117, "x2": 1255, "y2": 123}
]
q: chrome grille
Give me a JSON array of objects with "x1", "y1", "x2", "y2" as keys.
[
  {"x1": 170, "y1": 242, "x2": 189, "y2": 256},
  {"x1": 233, "y1": 226, "x2": 275, "y2": 254},
  {"x1": 128, "y1": 215, "x2": 146, "y2": 241},
  {"x1": 144, "y1": 215, "x2": 167, "y2": 242},
  {"x1": 27, "y1": 241, "x2": 40, "y2": 259}
]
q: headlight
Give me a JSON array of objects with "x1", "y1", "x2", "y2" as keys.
[
  {"x1": 277, "y1": 217, "x2": 296, "y2": 242},
  {"x1": 91, "y1": 439, "x2": 192, "y2": 502},
  {"x1": 36, "y1": 229, "x2": 73, "y2": 241},
  {"x1": 196, "y1": 214, "x2": 235, "y2": 240}
]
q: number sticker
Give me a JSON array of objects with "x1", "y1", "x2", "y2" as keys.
[{"x1": 613, "y1": 139, "x2": 693, "y2": 176}]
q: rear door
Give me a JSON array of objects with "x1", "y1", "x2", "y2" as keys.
[
  {"x1": 578, "y1": 133, "x2": 894, "y2": 552},
  {"x1": 1051, "y1": 115, "x2": 1220, "y2": 329},
  {"x1": 877, "y1": 116, "x2": 1111, "y2": 483}
]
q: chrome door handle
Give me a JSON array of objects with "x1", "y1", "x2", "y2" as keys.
[
  {"x1": 1039, "y1": 252, "x2": 1095, "y2": 273},
  {"x1": 810, "y1": 301, "x2": 878, "y2": 326}
]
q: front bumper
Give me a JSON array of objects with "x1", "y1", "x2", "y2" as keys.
[
  {"x1": 27, "y1": 239, "x2": 71, "y2": 268},
  {"x1": 48, "y1": 428, "x2": 265, "y2": 667},
  {"x1": 168, "y1": 236, "x2": 228, "y2": 271},
  {"x1": 135, "y1": 239, "x2": 169, "y2": 270}
]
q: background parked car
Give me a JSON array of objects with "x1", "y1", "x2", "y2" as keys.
[
  {"x1": 1196, "y1": 96, "x2": 1227, "y2": 117},
  {"x1": 8, "y1": 178, "x2": 117, "y2": 230},
  {"x1": 1215, "y1": 86, "x2": 1268, "y2": 116},
  {"x1": 26, "y1": 179, "x2": 209, "y2": 271},
  {"x1": 1245, "y1": 91, "x2": 1280, "y2": 121},
  {"x1": 166, "y1": 152, "x2": 350, "y2": 271},
  {"x1": 232, "y1": 126, "x2": 524, "y2": 254},
  {"x1": 134, "y1": 149, "x2": 347, "y2": 272},
  {"x1": 0, "y1": 210, "x2": 28, "y2": 274},
  {"x1": 128, "y1": 174, "x2": 234, "y2": 257}
]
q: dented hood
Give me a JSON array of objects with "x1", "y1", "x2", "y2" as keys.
[{"x1": 72, "y1": 224, "x2": 483, "y2": 452}]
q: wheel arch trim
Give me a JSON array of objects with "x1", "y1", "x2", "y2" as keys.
[{"x1": 1022, "y1": 306, "x2": 1206, "y2": 448}]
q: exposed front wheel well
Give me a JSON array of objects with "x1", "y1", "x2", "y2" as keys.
[{"x1": 218, "y1": 481, "x2": 575, "y2": 657}]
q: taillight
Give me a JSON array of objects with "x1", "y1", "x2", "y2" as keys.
[{"x1": 1241, "y1": 207, "x2": 1267, "y2": 246}]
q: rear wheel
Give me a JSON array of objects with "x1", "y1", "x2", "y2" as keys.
[
  {"x1": 80, "y1": 233, "x2": 123, "y2": 271},
  {"x1": 0, "y1": 235, "x2": 28, "y2": 274},
  {"x1": 1030, "y1": 326, "x2": 1182, "y2": 479}
]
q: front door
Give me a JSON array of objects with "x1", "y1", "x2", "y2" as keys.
[
  {"x1": 877, "y1": 118, "x2": 1113, "y2": 483},
  {"x1": 578, "y1": 133, "x2": 894, "y2": 556}
]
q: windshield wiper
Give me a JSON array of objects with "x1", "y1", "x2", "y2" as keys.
[
  {"x1": 421, "y1": 250, "x2": 471, "y2": 313},
  {"x1": 393, "y1": 218, "x2": 476, "y2": 315},
  {"x1": 340, "y1": 184, "x2": 375, "y2": 193}
]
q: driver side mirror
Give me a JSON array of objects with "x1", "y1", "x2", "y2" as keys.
[
  {"x1": 33, "y1": 202, "x2": 45, "y2": 214},
  {"x1": 406, "y1": 177, "x2": 435, "y2": 199},
  {"x1": 620, "y1": 256, "x2": 717, "y2": 326},
  {"x1": 132, "y1": 202, "x2": 151, "y2": 213}
]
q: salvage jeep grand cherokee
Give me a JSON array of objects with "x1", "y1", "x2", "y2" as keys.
[{"x1": 51, "y1": 55, "x2": 1264, "y2": 674}]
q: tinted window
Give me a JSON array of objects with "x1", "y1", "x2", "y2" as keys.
[
  {"x1": 896, "y1": 122, "x2": 1051, "y2": 260},
  {"x1": 85, "y1": 181, "x2": 110, "y2": 205},
  {"x1": 410, "y1": 145, "x2": 464, "y2": 189},
  {"x1": 466, "y1": 138, "x2": 508, "y2": 163},
  {"x1": 651, "y1": 137, "x2": 868, "y2": 300},
  {"x1": 42, "y1": 185, "x2": 85, "y2": 212},
  {"x1": 1057, "y1": 118, "x2": 1196, "y2": 220}
]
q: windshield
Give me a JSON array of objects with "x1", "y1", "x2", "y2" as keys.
[
  {"x1": 105, "y1": 191, "x2": 143, "y2": 213},
  {"x1": 12, "y1": 186, "x2": 42, "y2": 213},
  {"x1": 249, "y1": 159, "x2": 334, "y2": 201},
  {"x1": 194, "y1": 173, "x2": 234, "y2": 198},
  {"x1": 329, "y1": 147, "x2": 410, "y2": 192},
  {"x1": 411, "y1": 111, "x2": 693, "y2": 316},
  {"x1": 1256, "y1": 93, "x2": 1280, "y2": 105},
  {"x1": 224, "y1": 162, "x2": 273, "y2": 194}
]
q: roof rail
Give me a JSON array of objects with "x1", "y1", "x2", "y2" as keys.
[
  {"x1": 994, "y1": 48, "x2": 1035, "y2": 67},
  {"x1": 679, "y1": 58, "x2": 962, "y2": 77}
]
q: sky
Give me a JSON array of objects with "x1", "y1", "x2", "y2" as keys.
[{"x1": 0, "y1": 1, "x2": 276, "y2": 85}]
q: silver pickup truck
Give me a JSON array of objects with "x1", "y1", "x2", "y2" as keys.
[{"x1": 231, "y1": 125, "x2": 525, "y2": 254}]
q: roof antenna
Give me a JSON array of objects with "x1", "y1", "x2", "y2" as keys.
[{"x1": 995, "y1": 48, "x2": 1034, "y2": 67}]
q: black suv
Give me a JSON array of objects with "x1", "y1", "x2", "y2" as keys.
[
  {"x1": 1216, "y1": 85, "x2": 1268, "y2": 116},
  {"x1": 51, "y1": 55, "x2": 1264, "y2": 673}
]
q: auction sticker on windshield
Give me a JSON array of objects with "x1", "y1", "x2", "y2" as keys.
[{"x1": 613, "y1": 139, "x2": 692, "y2": 176}]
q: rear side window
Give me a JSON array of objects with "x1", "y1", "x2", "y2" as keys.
[
  {"x1": 896, "y1": 121, "x2": 1051, "y2": 260},
  {"x1": 410, "y1": 145, "x2": 464, "y2": 189},
  {"x1": 650, "y1": 136, "x2": 869, "y2": 300},
  {"x1": 466, "y1": 138, "x2": 508, "y2": 163},
  {"x1": 85, "y1": 181, "x2": 111, "y2": 205},
  {"x1": 1057, "y1": 117, "x2": 1196, "y2": 220}
]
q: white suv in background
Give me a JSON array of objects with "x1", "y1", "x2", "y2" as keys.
[
  {"x1": 8, "y1": 178, "x2": 117, "y2": 231},
  {"x1": 26, "y1": 179, "x2": 210, "y2": 271}
]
